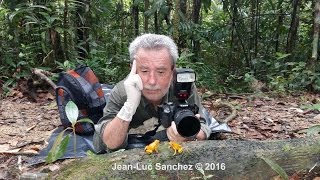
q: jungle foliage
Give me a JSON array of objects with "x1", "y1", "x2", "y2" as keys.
[{"x1": 0, "y1": 0, "x2": 320, "y2": 95}]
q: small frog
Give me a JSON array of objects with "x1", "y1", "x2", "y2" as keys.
[
  {"x1": 169, "y1": 141, "x2": 183, "y2": 155},
  {"x1": 144, "y1": 140, "x2": 160, "y2": 154}
]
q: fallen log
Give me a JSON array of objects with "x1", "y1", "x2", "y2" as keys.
[{"x1": 52, "y1": 137, "x2": 320, "y2": 179}]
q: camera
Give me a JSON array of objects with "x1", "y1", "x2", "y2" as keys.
[{"x1": 158, "y1": 68, "x2": 201, "y2": 138}]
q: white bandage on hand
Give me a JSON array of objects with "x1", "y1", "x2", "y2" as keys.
[{"x1": 117, "y1": 60, "x2": 143, "y2": 121}]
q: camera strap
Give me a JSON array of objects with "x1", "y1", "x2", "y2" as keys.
[{"x1": 143, "y1": 123, "x2": 161, "y2": 137}]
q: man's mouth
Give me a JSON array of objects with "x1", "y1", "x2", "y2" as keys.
[{"x1": 145, "y1": 89, "x2": 159, "y2": 94}]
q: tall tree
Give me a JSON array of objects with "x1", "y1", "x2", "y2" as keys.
[
  {"x1": 172, "y1": 0, "x2": 180, "y2": 46},
  {"x1": 309, "y1": 0, "x2": 320, "y2": 72},
  {"x1": 248, "y1": 0, "x2": 259, "y2": 68},
  {"x1": 275, "y1": 0, "x2": 284, "y2": 52},
  {"x1": 63, "y1": 0, "x2": 69, "y2": 60},
  {"x1": 178, "y1": 0, "x2": 187, "y2": 49},
  {"x1": 154, "y1": 10, "x2": 159, "y2": 33},
  {"x1": 132, "y1": 0, "x2": 139, "y2": 36},
  {"x1": 191, "y1": 0, "x2": 201, "y2": 61},
  {"x1": 165, "y1": 0, "x2": 172, "y2": 26},
  {"x1": 144, "y1": 0, "x2": 150, "y2": 32},
  {"x1": 286, "y1": 0, "x2": 300, "y2": 54},
  {"x1": 230, "y1": 0, "x2": 238, "y2": 60}
]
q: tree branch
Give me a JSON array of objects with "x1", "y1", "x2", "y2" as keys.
[{"x1": 31, "y1": 68, "x2": 57, "y2": 90}]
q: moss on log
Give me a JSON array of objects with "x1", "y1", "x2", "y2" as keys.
[{"x1": 53, "y1": 137, "x2": 320, "y2": 179}]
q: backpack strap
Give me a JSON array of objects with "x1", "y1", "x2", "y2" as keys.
[{"x1": 56, "y1": 85, "x2": 75, "y2": 103}]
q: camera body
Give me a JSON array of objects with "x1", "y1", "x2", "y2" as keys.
[{"x1": 158, "y1": 68, "x2": 201, "y2": 138}]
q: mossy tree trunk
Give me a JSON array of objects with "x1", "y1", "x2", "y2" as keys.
[{"x1": 53, "y1": 137, "x2": 320, "y2": 179}]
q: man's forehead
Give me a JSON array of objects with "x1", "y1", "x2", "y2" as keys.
[{"x1": 139, "y1": 64, "x2": 169, "y2": 69}]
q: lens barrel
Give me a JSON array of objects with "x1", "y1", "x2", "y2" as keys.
[{"x1": 174, "y1": 109, "x2": 201, "y2": 137}]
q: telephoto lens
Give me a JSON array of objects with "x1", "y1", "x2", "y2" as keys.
[{"x1": 174, "y1": 109, "x2": 200, "y2": 137}]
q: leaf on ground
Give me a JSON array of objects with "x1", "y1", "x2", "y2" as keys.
[{"x1": 260, "y1": 156, "x2": 289, "y2": 180}]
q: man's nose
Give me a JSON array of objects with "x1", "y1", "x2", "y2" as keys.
[{"x1": 147, "y1": 72, "x2": 157, "y2": 85}]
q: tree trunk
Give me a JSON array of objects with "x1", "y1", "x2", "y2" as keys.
[
  {"x1": 154, "y1": 11, "x2": 159, "y2": 34},
  {"x1": 249, "y1": 0, "x2": 256, "y2": 68},
  {"x1": 120, "y1": 0, "x2": 124, "y2": 52},
  {"x1": 230, "y1": 0, "x2": 237, "y2": 57},
  {"x1": 309, "y1": 0, "x2": 320, "y2": 72},
  {"x1": 132, "y1": 2, "x2": 139, "y2": 36},
  {"x1": 63, "y1": 0, "x2": 69, "y2": 60},
  {"x1": 178, "y1": 0, "x2": 187, "y2": 50},
  {"x1": 172, "y1": 0, "x2": 180, "y2": 46},
  {"x1": 53, "y1": 137, "x2": 320, "y2": 179},
  {"x1": 286, "y1": 0, "x2": 300, "y2": 54},
  {"x1": 249, "y1": 0, "x2": 259, "y2": 70},
  {"x1": 254, "y1": 0, "x2": 259, "y2": 58},
  {"x1": 191, "y1": 0, "x2": 201, "y2": 62},
  {"x1": 164, "y1": 0, "x2": 172, "y2": 26},
  {"x1": 144, "y1": 0, "x2": 150, "y2": 32},
  {"x1": 275, "y1": 1, "x2": 284, "y2": 53},
  {"x1": 49, "y1": 28, "x2": 64, "y2": 62}
]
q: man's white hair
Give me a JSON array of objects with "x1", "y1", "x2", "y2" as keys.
[{"x1": 129, "y1": 33, "x2": 178, "y2": 64}]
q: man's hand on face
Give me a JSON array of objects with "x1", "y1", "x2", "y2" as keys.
[{"x1": 116, "y1": 60, "x2": 143, "y2": 122}]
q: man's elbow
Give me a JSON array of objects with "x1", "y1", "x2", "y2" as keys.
[{"x1": 102, "y1": 132, "x2": 127, "y2": 150}]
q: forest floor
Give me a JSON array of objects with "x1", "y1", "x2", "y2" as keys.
[{"x1": 0, "y1": 88, "x2": 320, "y2": 179}]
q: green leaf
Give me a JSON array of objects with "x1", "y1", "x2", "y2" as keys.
[
  {"x1": 66, "y1": 101, "x2": 79, "y2": 125},
  {"x1": 29, "y1": 5, "x2": 52, "y2": 12},
  {"x1": 46, "y1": 130, "x2": 70, "y2": 163},
  {"x1": 77, "y1": 118, "x2": 94, "y2": 124},
  {"x1": 260, "y1": 156, "x2": 289, "y2": 180},
  {"x1": 275, "y1": 52, "x2": 291, "y2": 60}
]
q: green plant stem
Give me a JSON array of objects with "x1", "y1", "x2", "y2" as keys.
[{"x1": 72, "y1": 124, "x2": 76, "y2": 158}]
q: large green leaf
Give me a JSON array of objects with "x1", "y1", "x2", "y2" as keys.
[
  {"x1": 260, "y1": 156, "x2": 289, "y2": 180},
  {"x1": 46, "y1": 130, "x2": 70, "y2": 163},
  {"x1": 65, "y1": 101, "x2": 79, "y2": 125}
]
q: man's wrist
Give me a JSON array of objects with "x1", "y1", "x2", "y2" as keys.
[{"x1": 116, "y1": 102, "x2": 136, "y2": 121}]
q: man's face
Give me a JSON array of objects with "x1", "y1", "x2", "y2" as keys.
[{"x1": 135, "y1": 48, "x2": 174, "y2": 105}]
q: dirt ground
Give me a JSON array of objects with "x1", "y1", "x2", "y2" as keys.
[{"x1": 0, "y1": 90, "x2": 320, "y2": 179}]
